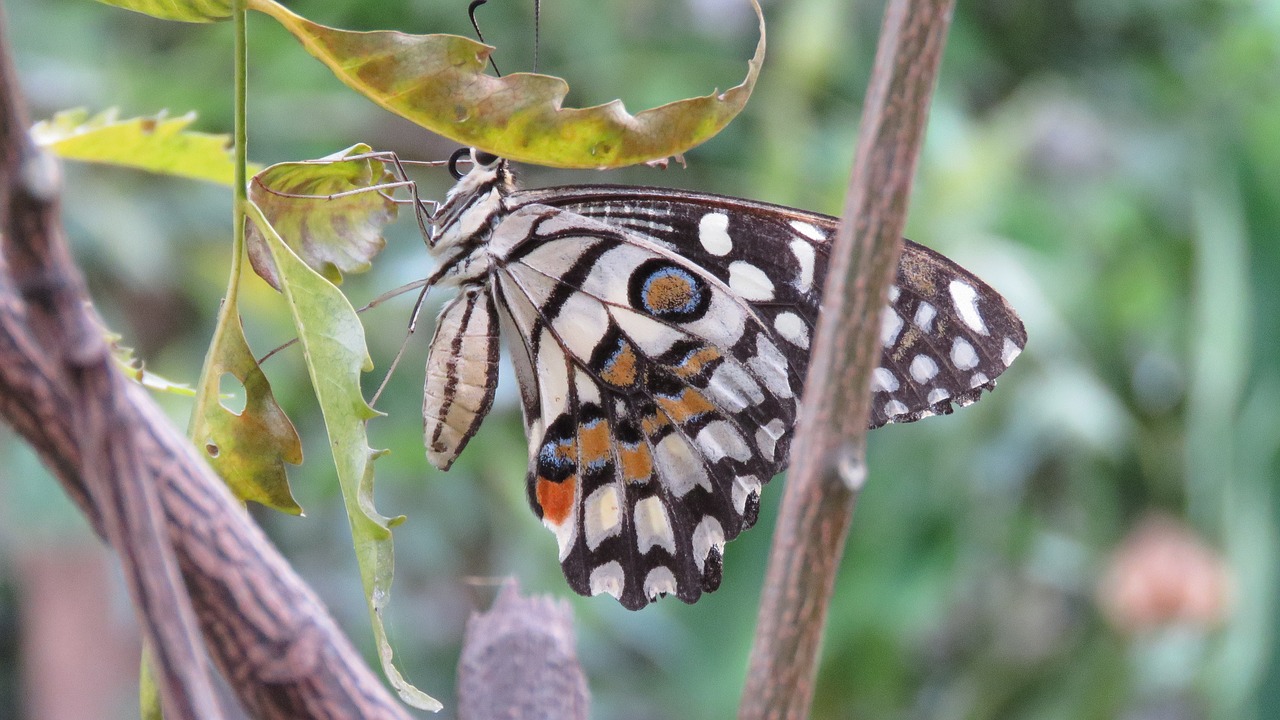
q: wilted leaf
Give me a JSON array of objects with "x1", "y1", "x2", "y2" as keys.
[
  {"x1": 249, "y1": 0, "x2": 765, "y2": 169},
  {"x1": 33, "y1": 109, "x2": 246, "y2": 185},
  {"x1": 96, "y1": 0, "x2": 231, "y2": 22},
  {"x1": 189, "y1": 307, "x2": 303, "y2": 514},
  {"x1": 244, "y1": 201, "x2": 441, "y2": 711},
  {"x1": 246, "y1": 144, "x2": 398, "y2": 291}
]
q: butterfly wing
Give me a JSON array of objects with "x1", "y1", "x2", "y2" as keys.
[
  {"x1": 484, "y1": 185, "x2": 1025, "y2": 609},
  {"x1": 513, "y1": 184, "x2": 1027, "y2": 428},
  {"x1": 488, "y1": 202, "x2": 804, "y2": 608}
]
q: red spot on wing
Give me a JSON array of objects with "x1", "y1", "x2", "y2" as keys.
[{"x1": 536, "y1": 475, "x2": 577, "y2": 526}]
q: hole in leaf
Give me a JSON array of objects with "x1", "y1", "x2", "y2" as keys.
[
  {"x1": 218, "y1": 373, "x2": 247, "y2": 414},
  {"x1": 205, "y1": 443, "x2": 220, "y2": 458}
]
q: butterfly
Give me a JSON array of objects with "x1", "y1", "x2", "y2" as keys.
[{"x1": 419, "y1": 148, "x2": 1026, "y2": 610}]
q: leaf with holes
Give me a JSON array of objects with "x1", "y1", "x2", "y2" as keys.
[
  {"x1": 95, "y1": 0, "x2": 231, "y2": 22},
  {"x1": 249, "y1": 0, "x2": 765, "y2": 169},
  {"x1": 189, "y1": 307, "x2": 303, "y2": 514},
  {"x1": 244, "y1": 201, "x2": 441, "y2": 711},
  {"x1": 246, "y1": 144, "x2": 399, "y2": 291},
  {"x1": 33, "y1": 109, "x2": 248, "y2": 185}
]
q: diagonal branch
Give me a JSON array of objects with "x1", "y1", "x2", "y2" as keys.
[
  {"x1": 740, "y1": 0, "x2": 956, "y2": 717},
  {"x1": 0, "y1": 5, "x2": 413, "y2": 719}
]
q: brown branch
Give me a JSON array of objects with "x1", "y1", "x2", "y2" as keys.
[
  {"x1": 0, "y1": 6, "x2": 413, "y2": 719},
  {"x1": 740, "y1": 1, "x2": 956, "y2": 718}
]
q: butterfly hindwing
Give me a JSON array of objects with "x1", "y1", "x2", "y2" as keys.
[{"x1": 488, "y1": 203, "x2": 802, "y2": 607}]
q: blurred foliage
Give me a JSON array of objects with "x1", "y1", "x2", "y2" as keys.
[{"x1": 4, "y1": 0, "x2": 1279, "y2": 719}]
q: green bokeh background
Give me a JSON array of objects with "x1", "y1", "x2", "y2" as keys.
[{"x1": 5, "y1": 0, "x2": 1279, "y2": 718}]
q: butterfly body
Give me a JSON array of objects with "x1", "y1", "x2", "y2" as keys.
[{"x1": 422, "y1": 154, "x2": 1025, "y2": 610}]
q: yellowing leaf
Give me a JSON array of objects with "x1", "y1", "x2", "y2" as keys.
[
  {"x1": 189, "y1": 308, "x2": 303, "y2": 515},
  {"x1": 246, "y1": 145, "x2": 399, "y2": 291},
  {"x1": 33, "y1": 109, "x2": 246, "y2": 186},
  {"x1": 250, "y1": 0, "x2": 765, "y2": 169},
  {"x1": 95, "y1": 0, "x2": 231, "y2": 22},
  {"x1": 244, "y1": 201, "x2": 440, "y2": 711}
]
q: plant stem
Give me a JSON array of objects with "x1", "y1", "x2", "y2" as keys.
[{"x1": 740, "y1": 0, "x2": 956, "y2": 717}]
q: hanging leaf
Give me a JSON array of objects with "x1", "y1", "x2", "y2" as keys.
[
  {"x1": 243, "y1": 201, "x2": 441, "y2": 711},
  {"x1": 95, "y1": 0, "x2": 231, "y2": 22},
  {"x1": 189, "y1": 307, "x2": 303, "y2": 514},
  {"x1": 245, "y1": 144, "x2": 399, "y2": 291},
  {"x1": 249, "y1": 0, "x2": 766, "y2": 169},
  {"x1": 33, "y1": 109, "x2": 246, "y2": 186}
]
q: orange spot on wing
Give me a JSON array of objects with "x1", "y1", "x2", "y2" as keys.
[
  {"x1": 536, "y1": 475, "x2": 577, "y2": 526},
  {"x1": 671, "y1": 346, "x2": 721, "y2": 379},
  {"x1": 599, "y1": 342, "x2": 639, "y2": 387},
  {"x1": 579, "y1": 420, "x2": 611, "y2": 468},
  {"x1": 619, "y1": 442, "x2": 653, "y2": 484},
  {"x1": 640, "y1": 412, "x2": 669, "y2": 437},
  {"x1": 656, "y1": 388, "x2": 715, "y2": 424},
  {"x1": 646, "y1": 275, "x2": 695, "y2": 312}
]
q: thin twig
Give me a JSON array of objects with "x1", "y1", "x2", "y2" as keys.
[{"x1": 740, "y1": 0, "x2": 956, "y2": 717}]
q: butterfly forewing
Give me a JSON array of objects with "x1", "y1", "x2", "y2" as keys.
[
  {"x1": 513, "y1": 184, "x2": 1027, "y2": 428},
  {"x1": 424, "y1": 161, "x2": 1027, "y2": 609}
]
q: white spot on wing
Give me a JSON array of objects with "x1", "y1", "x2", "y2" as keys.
[
  {"x1": 728, "y1": 261, "x2": 776, "y2": 301},
  {"x1": 971, "y1": 372, "x2": 990, "y2": 387},
  {"x1": 708, "y1": 362, "x2": 765, "y2": 410},
  {"x1": 881, "y1": 307, "x2": 904, "y2": 347},
  {"x1": 789, "y1": 220, "x2": 826, "y2": 241},
  {"x1": 913, "y1": 302, "x2": 936, "y2": 333},
  {"x1": 927, "y1": 388, "x2": 950, "y2": 405},
  {"x1": 584, "y1": 486, "x2": 623, "y2": 550},
  {"x1": 634, "y1": 496, "x2": 676, "y2": 554},
  {"x1": 790, "y1": 239, "x2": 816, "y2": 293},
  {"x1": 644, "y1": 566, "x2": 677, "y2": 599},
  {"x1": 951, "y1": 337, "x2": 978, "y2": 370},
  {"x1": 749, "y1": 335, "x2": 793, "y2": 400},
  {"x1": 699, "y1": 212, "x2": 733, "y2": 255},
  {"x1": 654, "y1": 434, "x2": 712, "y2": 496},
  {"x1": 774, "y1": 311, "x2": 810, "y2": 349},
  {"x1": 732, "y1": 475, "x2": 761, "y2": 514},
  {"x1": 948, "y1": 280, "x2": 989, "y2": 335},
  {"x1": 910, "y1": 355, "x2": 939, "y2": 383},
  {"x1": 884, "y1": 399, "x2": 909, "y2": 417},
  {"x1": 755, "y1": 418, "x2": 787, "y2": 462},
  {"x1": 871, "y1": 367, "x2": 899, "y2": 392},
  {"x1": 589, "y1": 561, "x2": 625, "y2": 599},
  {"x1": 692, "y1": 516, "x2": 725, "y2": 573},
  {"x1": 697, "y1": 420, "x2": 752, "y2": 462},
  {"x1": 1002, "y1": 337, "x2": 1022, "y2": 366}
]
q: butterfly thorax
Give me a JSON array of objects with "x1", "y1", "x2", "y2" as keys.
[{"x1": 427, "y1": 158, "x2": 517, "y2": 285}]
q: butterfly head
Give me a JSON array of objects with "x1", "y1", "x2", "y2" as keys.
[{"x1": 429, "y1": 148, "x2": 514, "y2": 254}]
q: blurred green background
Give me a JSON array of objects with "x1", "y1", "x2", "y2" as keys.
[{"x1": 3, "y1": 0, "x2": 1278, "y2": 718}]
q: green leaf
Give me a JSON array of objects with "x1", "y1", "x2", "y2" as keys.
[
  {"x1": 244, "y1": 201, "x2": 441, "y2": 711},
  {"x1": 189, "y1": 305, "x2": 303, "y2": 515},
  {"x1": 245, "y1": 144, "x2": 399, "y2": 291},
  {"x1": 108, "y1": 335, "x2": 196, "y2": 397},
  {"x1": 32, "y1": 109, "x2": 247, "y2": 185},
  {"x1": 250, "y1": 0, "x2": 766, "y2": 169},
  {"x1": 95, "y1": 0, "x2": 231, "y2": 22}
]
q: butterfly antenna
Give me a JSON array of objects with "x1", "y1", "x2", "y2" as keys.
[
  {"x1": 533, "y1": 0, "x2": 540, "y2": 73},
  {"x1": 369, "y1": 255, "x2": 462, "y2": 407},
  {"x1": 469, "y1": 0, "x2": 502, "y2": 76}
]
